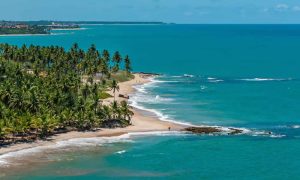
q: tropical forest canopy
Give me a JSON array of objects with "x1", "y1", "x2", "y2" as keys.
[{"x1": 0, "y1": 43, "x2": 133, "y2": 145}]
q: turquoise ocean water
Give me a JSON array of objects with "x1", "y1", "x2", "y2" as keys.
[{"x1": 1, "y1": 25, "x2": 300, "y2": 179}]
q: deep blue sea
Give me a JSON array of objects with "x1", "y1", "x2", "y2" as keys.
[{"x1": 1, "y1": 24, "x2": 300, "y2": 179}]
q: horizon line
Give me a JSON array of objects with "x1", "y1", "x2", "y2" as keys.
[{"x1": 3, "y1": 20, "x2": 300, "y2": 25}]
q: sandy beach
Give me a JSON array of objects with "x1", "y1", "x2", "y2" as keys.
[{"x1": 0, "y1": 73, "x2": 186, "y2": 158}]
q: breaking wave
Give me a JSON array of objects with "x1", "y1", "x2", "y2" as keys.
[{"x1": 237, "y1": 78, "x2": 293, "y2": 82}]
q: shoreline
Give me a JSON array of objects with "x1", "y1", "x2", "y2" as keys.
[
  {"x1": 0, "y1": 29, "x2": 84, "y2": 37},
  {"x1": 0, "y1": 31, "x2": 73, "y2": 37},
  {"x1": 51, "y1": 28, "x2": 87, "y2": 31},
  {"x1": 0, "y1": 73, "x2": 187, "y2": 162},
  {"x1": 0, "y1": 73, "x2": 254, "y2": 168},
  {"x1": 0, "y1": 33, "x2": 50, "y2": 37}
]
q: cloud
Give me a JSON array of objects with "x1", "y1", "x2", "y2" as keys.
[
  {"x1": 292, "y1": 6, "x2": 300, "y2": 11},
  {"x1": 275, "y1": 4, "x2": 289, "y2": 11},
  {"x1": 273, "y1": 4, "x2": 300, "y2": 12}
]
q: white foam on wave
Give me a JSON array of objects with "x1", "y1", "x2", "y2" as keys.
[
  {"x1": 129, "y1": 99, "x2": 192, "y2": 126},
  {"x1": 270, "y1": 134, "x2": 286, "y2": 138},
  {"x1": 50, "y1": 32, "x2": 74, "y2": 36},
  {"x1": 200, "y1": 86, "x2": 207, "y2": 90},
  {"x1": 208, "y1": 79, "x2": 224, "y2": 83},
  {"x1": 245, "y1": 129, "x2": 286, "y2": 138},
  {"x1": 183, "y1": 74, "x2": 194, "y2": 78},
  {"x1": 130, "y1": 92, "x2": 174, "y2": 105},
  {"x1": 131, "y1": 79, "x2": 175, "y2": 105},
  {"x1": 132, "y1": 76, "x2": 289, "y2": 139},
  {"x1": 151, "y1": 79, "x2": 179, "y2": 83},
  {"x1": 207, "y1": 77, "x2": 216, "y2": 80},
  {"x1": 292, "y1": 125, "x2": 300, "y2": 129},
  {"x1": 193, "y1": 125, "x2": 285, "y2": 138},
  {"x1": 238, "y1": 78, "x2": 291, "y2": 82},
  {"x1": 55, "y1": 135, "x2": 133, "y2": 148},
  {"x1": 0, "y1": 135, "x2": 132, "y2": 167},
  {"x1": 132, "y1": 77, "x2": 278, "y2": 137},
  {"x1": 0, "y1": 130, "x2": 190, "y2": 167},
  {"x1": 205, "y1": 77, "x2": 224, "y2": 83},
  {"x1": 130, "y1": 79, "x2": 192, "y2": 126},
  {"x1": 275, "y1": 124, "x2": 300, "y2": 129},
  {"x1": 115, "y1": 150, "x2": 126, "y2": 154},
  {"x1": 51, "y1": 28, "x2": 88, "y2": 31},
  {"x1": 127, "y1": 131, "x2": 188, "y2": 137},
  {"x1": 130, "y1": 99, "x2": 192, "y2": 126}
]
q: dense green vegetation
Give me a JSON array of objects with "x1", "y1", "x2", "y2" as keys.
[
  {"x1": 0, "y1": 26, "x2": 49, "y2": 35},
  {"x1": 0, "y1": 43, "x2": 133, "y2": 145}
]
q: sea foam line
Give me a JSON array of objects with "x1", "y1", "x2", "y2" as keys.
[
  {"x1": 129, "y1": 81, "x2": 192, "y2": 126},
  {"x1": 237, "y1": 78, "x2": 293, "y2": 82},
  {"x1": 130, "y1": 76, "x2": 287, "y2": 138},
  {"x1": 0, "y1": 131, "x2": 189, "y2": 167},
  {"x1": 0, "y1": 134, "x2": 132, "y2": 167},
  {"x1": 0, "y1": 130, "x2": 190, "y2": 167},
  {"x1": 51, "y1": 28, "x2": 88, "y2": 31}
]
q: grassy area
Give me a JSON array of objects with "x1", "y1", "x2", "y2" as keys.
[
  {"x1": 99, "y1": 91, "x2": 113, "y2": 99},
  {"x1": 111, "y1": 71, "x2": 134, "y2": 82}
]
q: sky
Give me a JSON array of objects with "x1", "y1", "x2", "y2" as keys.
[{"x1": 1, "y1": 0, "x2": 300, "y2": 23}]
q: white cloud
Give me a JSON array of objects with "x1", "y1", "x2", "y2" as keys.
[
  {"x1": 275, "y1": 4, "x2": 289, "y2": 11},
  {"x1": 292, "y1": 6, "x2": 300, "y2": 11},
  {"x1": 273, "y1": 4, "x2": 300, "y2": 12}
]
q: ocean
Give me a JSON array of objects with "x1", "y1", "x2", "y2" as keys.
[{"x1": 1, "y1": 24, "x2": 300, "y2": 179}]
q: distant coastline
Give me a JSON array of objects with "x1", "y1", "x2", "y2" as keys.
[
  {"x1": 0, "y1": 20, "x2": 168, "y2": 35},
  {"x1": 0, "y1": 32, "x2": 49, "y2": 36}
]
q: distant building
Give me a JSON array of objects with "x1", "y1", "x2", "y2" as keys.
[
  {"x1": 0, "y1": 22, "x2": 29, "y2": 29},
  {"x1": 15, "y1": 24, "x2": 29, "y2": 29}
]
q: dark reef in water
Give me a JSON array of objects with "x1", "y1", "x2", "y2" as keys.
[
  {"x1": 184, "y1": 127, "x2": 243, "y2": 135},
  {"x1": 184, "y1": 127, "x2": 221, "y2": 134}
]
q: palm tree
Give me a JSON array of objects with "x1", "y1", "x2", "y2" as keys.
[
  {"x1": 0, "y1": 102, "x2": 8, "y2": 120},
  {"x1": 102, "y1": 50, "x2": 110, "y2": 63},
  {"x1": 110, "y1": 79, "x2": 119, "y2": 101},
  {"x1": 81, "y1": 84, "x2": 90, "y2": 100},
  {"x1": 0, "y1": 121, "x2": 5, "y2": 142},
  {"x1": 110, "y1": 101, "x2": 120, "y2": 119},
  {"x1": 120, "y1": 101, "x2": 134, "y2": 122},
  {"x1": 112, "y1": 51, "x2": 122, "y2": 73},
  {"x1": 124, "y1": 55, "x2": 132, "y2": 74},
  {"x1": 27, "y1": 87, "x2": 40, "y2": 113},
  {"x1": 113, "y1": 51, "x2": 122, "y2": 64},
  {"x1": 0, "y1": 43, "x2": 135, "y2": 145},
  {"x1": 92, "y1": 94, "x2": 100, "y2": 114},
  {"x1": 102, "y1": 105, "x2": 112, "y2": 120}
]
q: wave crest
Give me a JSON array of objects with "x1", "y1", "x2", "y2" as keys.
[{"x1": 237, "y1": 78, "x2": 292, "y2": 82}]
